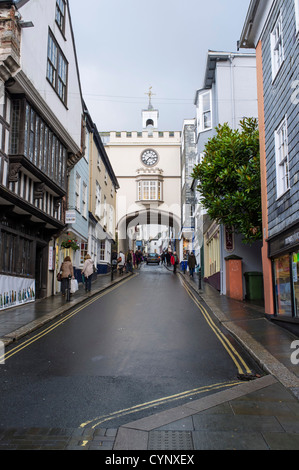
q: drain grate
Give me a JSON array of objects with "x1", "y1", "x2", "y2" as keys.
[{"x1": 148, "y1": 431, "x2": 193, "y2": 450}]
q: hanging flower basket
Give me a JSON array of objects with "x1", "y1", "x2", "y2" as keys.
[{"x1": 61, "y1": 238, "x2": 80, "y2": 251}]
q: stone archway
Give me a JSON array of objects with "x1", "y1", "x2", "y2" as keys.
[{"x1": 117, "y1": 208, "x2": 181, "y2": 254}]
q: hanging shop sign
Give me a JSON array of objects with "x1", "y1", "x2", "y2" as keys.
[
  {"x1": 65, "y1": 210, "x2": 76, "y2": 224},
  {"x1": 0, "y1": 275, "x2": 35, "y2": 310}
]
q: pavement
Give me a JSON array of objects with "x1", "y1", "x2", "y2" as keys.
[{"x1": 1, "y1": 266, "x2": 299, "y2": 451}]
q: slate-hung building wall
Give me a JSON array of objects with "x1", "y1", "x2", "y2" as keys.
[
  {"x1": 262, "y1": 0, "x2": 298, "y2": 237},
  {"x1": 240, "y1": 0, "x2": 299, "y2": 324}
]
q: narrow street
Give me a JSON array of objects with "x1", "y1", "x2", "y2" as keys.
[{"x1": 0, "y1": 264, "x2": 260, "y2": 432}]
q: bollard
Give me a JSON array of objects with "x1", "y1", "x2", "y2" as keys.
[
  {"x1": 66, "y1": 275, "x2": 71, "y2": 302},
  {"x1": 198, "y1": 268, "x2": 202, "y2": 291}
]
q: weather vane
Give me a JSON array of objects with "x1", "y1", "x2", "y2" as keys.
[{"x1": 145, "y1": 87, "x2": 156, "y2": 108}]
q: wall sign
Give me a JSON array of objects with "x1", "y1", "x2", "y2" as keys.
[{"x1": 0, "y1": 275, "x2": 35, "y2": 310}]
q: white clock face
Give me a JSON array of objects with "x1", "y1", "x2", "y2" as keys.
[{"x1": 141, "y1": 149, "x2": 158, "y2": 166}]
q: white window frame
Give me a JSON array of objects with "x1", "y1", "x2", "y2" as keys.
[
  {"x1": 75, "y1": 172, "x2": 81, "y2": 212},
  {"x1": 97, "y1": 152, "x2": 101, "y2": 170},
  {"x1": 82, "y1": 182, "x2": 87, "y2": 218},
  {"x1": 99, "y1": 240, "x2": 106, "y2": 261},
  {"x1": 295, "y1": 0, "x2": 299, "y2": 35},
  {"x1": 196, "y1": 90, "x2": 212, "y2": 134},
  {"x1": 95, "y1": 181, "x2": 101, "y2": 218},
  {"x1": 109, "y1": 205, "x2": 114, "y2": 234},
  {"x1": 103, "y1": 195, "x2": 107, "y2": 227},
  {"x1": 84, "y1": 128, "x2": 89, "y2": 162},
  {"x1": 270, "y1": 12, "x2": 284, "y2": 81},
  {"x1": 137, "y1": 180, "x2": 162, "y2": 201},
  {"x1": 275, "y1": 115, "x2": 290, "y2": 198}
]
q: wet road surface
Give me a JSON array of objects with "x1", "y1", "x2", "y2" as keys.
[{"x1": 0, "y1": 264, "x2": 261, "y2": 429}]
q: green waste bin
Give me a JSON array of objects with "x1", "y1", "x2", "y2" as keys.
[{"x1": 244, "y1": 272, "x2": 264, "y2": 300}]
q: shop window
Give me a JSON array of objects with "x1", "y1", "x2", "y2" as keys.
[
  {"x1": 292, "y1": 252, "x2": 299, "y2": 317},
  {"x1": 99, "y1": 240, "x2": 105, "y2": 261},
  {"x1": 80, "y1": 243, "x2": 88, "y2": 265},
  {"x1": 273, "y1": 255, "x2": 292, "y2": 316}
]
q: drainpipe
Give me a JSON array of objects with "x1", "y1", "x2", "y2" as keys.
[
  {"x1": 229, "y1": 54, "x2": 236, "y2": 130},
  {"x1": 52, "y1": 236, "x2": 57, "y2": 296},
  {"x1": 220, "y1": 224, "x2": 225, "y2": 295}
]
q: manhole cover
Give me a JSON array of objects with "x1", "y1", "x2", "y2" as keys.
[{"x1": 148, "y1": 431, "x2": 193, "y2": 450}]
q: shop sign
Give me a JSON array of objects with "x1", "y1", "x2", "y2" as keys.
[
  {"x1": 269, "y1": 227, "x2": 299, "y2": 257},
  {"x1": 65, "y1": 210, "x2": 76, "y2": 224},
  {"x1": 225, "y1": 226, "x2": 234, "y2": 252},
  {"x1": 48, "y1": 246, "x2": 54, "y2": 270},
  {"x1": 285, "y1": 232, "x2": 299, "y2": 247}
]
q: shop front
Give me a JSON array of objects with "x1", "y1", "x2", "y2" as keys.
[{"x1": 269, "y1": 224, "x2": 299, "y2": 325}]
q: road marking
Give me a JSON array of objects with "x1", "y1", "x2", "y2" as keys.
[
  {"x1": 80, "y1": 380, "x2": 241, "y2": 429},
  {"x1": 179, "y1": 278, "x2": 252, "y2": 376},
  {"x1": 0, "y1": 274, "x2": 138, "y2": 362}
]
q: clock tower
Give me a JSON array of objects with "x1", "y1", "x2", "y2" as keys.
[{"x1": 100, "y1": 89, "x2": 181, "y2": 253}]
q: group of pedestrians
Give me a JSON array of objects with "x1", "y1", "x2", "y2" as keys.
[
  {"x1": 117, "y1": 249, "x2": 143, "y2": 274},
  {"x1": 159, "y1": 250, "x2": 180, "y2": 273},
  {"x1": 58, "y1": 249, "x2": 198, "y2": 297},
  {"x1": 160, "y1": 250, "x2": 197, "y2": 276},
  {"x1": 58, "y1": 254, "x2": 96, "y2": 296}
]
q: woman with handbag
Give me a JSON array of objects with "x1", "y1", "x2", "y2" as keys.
[
  {"x1": 59, "y1": 256, "x2": 74, "y2": 296},
  {"x1": 81, "y1": 254, "x2": 95, "y2": 293}
]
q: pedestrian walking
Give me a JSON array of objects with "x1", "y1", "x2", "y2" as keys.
[
  {"x1": 59, "y1": 256, "x2": 74, "y2": 296},
  {"x1": 126, "y1": 250, "x2": 133, "y2": 273},
  {"x1": 118, "y1": 250, "x2": 125, "y2": 274},
  {"x1": 188, "y1": 251, "x2": 196, "y2": 278},
  {"x1": 133, "y1": 251, "x2": 137, "y2": 269},
  {"x1": 135, "y1": 250, "x2": 142, "y2": 269},
  {"x1": 166, "y1": 251, "x2": 171, "y2": 266},
  {"x1": 170, "y1": 251, "x2": 179, "y2": 273},
  {"x1": 81, "y1": 254, "x2": 95, "y2": 293}
]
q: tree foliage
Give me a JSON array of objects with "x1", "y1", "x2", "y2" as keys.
[{"x1": 192, "y1": 118, "x2": 262, "y2": 244}]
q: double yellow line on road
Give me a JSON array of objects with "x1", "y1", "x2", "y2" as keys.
[
  {"x1": 179, "y1": 277, "x2": 252, "y2": 376},
  {"x1": 80, "y1": 379, "x2": 241, "y2": 429},
  {"x1": 0, "y1": 274, "x2": 137, "y2": 363}
]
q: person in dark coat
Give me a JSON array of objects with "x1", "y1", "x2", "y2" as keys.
[
  {"x1": 188, "y1": 252, "x2": 196, "y2": 278},
  {"x1": 126, "y1": 250, "x2": 133, "y2": 273}
]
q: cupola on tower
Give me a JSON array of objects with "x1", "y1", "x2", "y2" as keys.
[{"x1": 142, "y1": 87, "x2": 159, "y2": 133}]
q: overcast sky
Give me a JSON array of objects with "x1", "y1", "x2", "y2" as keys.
[{"x1": 70, "y1": 0, "x2": 251, "y2": 132}]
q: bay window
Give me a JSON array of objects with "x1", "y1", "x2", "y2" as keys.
[{"x1": 137, "y1": 180, "x2": 162, "y2": 201}]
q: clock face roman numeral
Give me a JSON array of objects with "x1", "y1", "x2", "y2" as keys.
[{"x1": 142, "y1": 150, "x2": 158, "y2": 166}]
